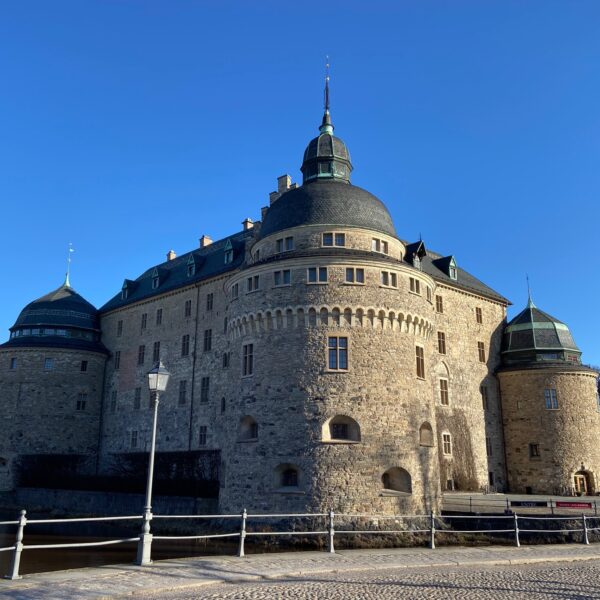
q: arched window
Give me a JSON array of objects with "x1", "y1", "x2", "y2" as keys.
[
  {"x1": 381, "y1": 467, "x2": 412, "y2": 494},
  {"x1": 419, "y1": 422, "x2": 434, "y2": 447},
  {"x1": 275, "y1": 464, "x2": 300, "y2": 489},
  {"x1": 239, "y1": 416, "x2": 258, "y2": 441},
  {"x1": 322, "y1": 415, "x2": 361, "y2": 442}
]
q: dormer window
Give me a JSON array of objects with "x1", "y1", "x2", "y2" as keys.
[
  {"x1": 151, "y1": 267, "x2": 160, "y2": 289},
  {"x1": 413, "y1": 253, "x2": 421, "y2": 270},
  {"x1": 224, "y1": 240, "x2": 233, "y2": 264},
  {"x1": 187, "y1": 255, "x2": 196, "y2": 277}
]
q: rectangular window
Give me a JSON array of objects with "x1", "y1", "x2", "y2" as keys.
[
  {"x1": 200, "y1": 377, "x2": 210, "y2": 403},
  {"x1": 322, "y1": 232, "x2": 345, "y2": 247},
  {"x1": 437, "y1": 331, "x2": 447, "y2": 355},
  {"x1": 476, "y1": 307, "x2": 483, "y2": 324},
  {"x1": 182, "y1": 334, "x2": 190, "y2": 357},
  {"x1": 529, "y1": 443, "x2": 540, "y2": 458},
  {"x1": 80, "y1": 360, "x2": 88, "y2": 372},
  {"x1": 203, "y1": 329, "x2": 212, "y2": 352},
  {"x1": 130, "y1": 430, "x2": 138, "y2": 449},
  {"x1": 222, "y1": 352, "x2": 230, "y2": 368},
  {"x1": 141, "y1": 313, "x2": 147, "y2": 330},
  {"x1": 544, "y1": 388, "x2": 558, "y2": 410},
  {"x1": 415, "y1": 346, "x2": 425, "y2": 379},
  {"x1": 435, "y1": 295, "x2": 444, "y2": 313},
  {"x1": 486, "y1": 437, "x2": 493, "y2": 457},
  {"x1": 242, "y1": 343, "x2": 254, "y2": 376},
  {"x1": 134, "y1": 387, "x2": 141, "y2": 409},
  {"x1": 439, "y1": 379, "x2": 449, "y2": 405},
  {"x1": 110, "y1": 390, "x2": 117, "y2": 413},
  {"x1": 426, "y1": 286, "x2": 432, "y2": 302},
  {"x1": 328, "y1": 336, "x2": 348, "y2": 370},
  {"x1": 322, "y1": 232, "x2": 333, "y2": 246},
  {"x1": 480, "y1": 385, "x2": 489, "y2": 410},
  {"x1": 246, "y1": 275, "x2": 260, "y2": 292},
  {"x1": 276, "y1": 238, "x2": 283, "y2": 253},
  {"x1": 179, "y1": 380, "x2": 187, "y2": 405},
  {"x1": 206, "y1": 293, "x2": 214, "y2": 311},
  {"x1": 184, "y1": 299, "x2": 192, "y2": 317},
  {"x1": 138, "y1": 345, "x2": 145, "y2": 366},
  {"x1": 477, "y1": 341, "x2": 486, "y2": 363},
  {"x1": 76, "y1": 393, "x2": 87, "y2": 411},
  {"x1": 274, "y1": 269, "x2": 291, "y2": 286},
  {"x1": 345, "y1": 267, "x2": 365, "y2": 284},
  {"x1": 117, "y1": 320, "x2": 123, "y2": 337},
  {"x1": 152, "y1": 341, "x2": 160, "y2": 363},
  {"x1": 307, "y1": 267, "x2": 327, "y2": 283},
  {"x1": 442, "y1": 433, "x2": 452, "y2": 455},
  {"x1": 156, "y1": 308, "x2": 163, "y2": 326},
  {"x1": 232, "y1": 283, "x2": 239, "y2": 299},
  {"x1": 335, "y1": 233, "x2": 345, "y2": 246},
  {"x1": 198, "y1": 425, "x2": 207, "y2": 446},
  {"x1": 9, "y1": 358, "x2": 17, "y2": 370},
  {"x1": 380, "y1": 271, "x2": 397, "y2": 287},
  {"x1": 113, "y1": 352, "x2": 120, "y2": 370},
  {"x1": 372, "y1": 238, "x2": 381, "y2": 252},
  {"x1": 409, "y1": 277, "x2": 421, "y2": 294}
]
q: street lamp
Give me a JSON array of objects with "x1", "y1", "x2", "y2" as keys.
[{"x1": 136, "y1": 360, "x2": 170, "y2": 566}]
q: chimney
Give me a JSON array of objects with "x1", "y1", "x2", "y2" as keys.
[
  {"x1": 269, "y1": 191, "x2": 280, "y2": 205},
  {"x1": 199, "y1": 235, "x2": 213, "y2": 248},
  {"x1": 166, "y1": 249, "x2": 177, "y2": 261},
  {"x1": 277, "y1": 174, "x2": 292, "y2": 194},
  {"x1": 261, "y1": 206, "x2": 268, "y2": 220},
  {"x1": 242, "y1": 218, "x2": 254, "y2": 231}
]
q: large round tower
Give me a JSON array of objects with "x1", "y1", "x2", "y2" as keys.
[
  {"x1": 498, "y1": 298, "x2": 600, "y2": 495},
  {"x1": 0, "y1": 279, "x2": 107, "y2": 491}
]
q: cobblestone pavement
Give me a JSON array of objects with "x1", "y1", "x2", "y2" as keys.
[{"x1": 148, "y1": 560, "x2": 600, "y2": 599}]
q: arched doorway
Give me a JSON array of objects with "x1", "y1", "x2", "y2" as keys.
[{"x1": 574, "y1": 471, "x2": 593, "y2": 495}]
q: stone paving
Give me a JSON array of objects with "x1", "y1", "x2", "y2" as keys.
[{"x1": 2, "y1": 544, "x2": 600, "y2": 599}]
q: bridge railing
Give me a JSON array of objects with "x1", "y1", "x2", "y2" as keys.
[{"x1": 2, "y1": 508, "x2": 600, "y2": 580}]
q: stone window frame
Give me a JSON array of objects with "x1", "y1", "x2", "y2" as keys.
[
  {"x1": 435, "y1": 294, "x2": 444, "y2": 313},
  {"x1": 181, "y1": 334, "x2": 191, "y2": 357},
  {"x1": 344, "y1": 267, "x2": 365, "y2": 285},
  {"x1": 426, "y1": 286, "x2": 432, "y2": 303},
  {"x1": 409, "y1": 277, "x2": 421, "y2": 295},
  {"x1": 439, "y1": 378, "x2": 449, "y2": 406},
  {"x1": 200, "y1": 377, "x2": 210, "y2": 403},
  {"x1": 273, "y1": 269, "x2": 292, "y2": 287},
  {"x1": 437, "y1": 331, "x2": 447, "y2": 355},
  {"x1": 141, "y1": 313, "x2": 148, "y2": 331},
  {"x1": 415, "y1": 345, "x2": 425, "y2": 379},
  {"x1": 327, "y1": 336, "x2": 349, "y2": 372},
  {"x1": 322, "y1": 232, "x2": 346, "y2": 247},
  {"x1": 307, "y1": 266, "x2": 328, "y2": 284},
  {"x1": 380, "y1": 270, "x2": 398, "y2": 288},
  {"x1": 529, "y1": 443, "x2": 541, "y2": 459},
  {"x1": 544, "y1": 388, "x2": 559, "y2": 410},
  {"x1": 246, "y1": 275, "x2": 260, "y2": 294},
  {"x1": 442, "y1": 432, "x2": 452, "y2": 456},
  {"x1": 371, "y1": 238, "x2": 389, "y2": 254},
  {"x1": 419, "y1": 422, "x2": 434, "y2": 447},
  {"x1": 475, "y1": 307, "x2": 483, "y2": 324},
  {"x1": 477, "y1": 341, "x2": 486, "y2": 363}
]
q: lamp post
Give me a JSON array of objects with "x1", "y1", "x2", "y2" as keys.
[{"x1": 136, "y1": 360, "x2": 170, "y2": 566}]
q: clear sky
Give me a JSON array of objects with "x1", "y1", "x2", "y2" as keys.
[{"x1": 1, "y1": 1, "x2": 599, "y2": 365}]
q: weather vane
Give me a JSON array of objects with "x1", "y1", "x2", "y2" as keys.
[{"x1": 324, "y1": 55, "x2": 330, "y2": 112}]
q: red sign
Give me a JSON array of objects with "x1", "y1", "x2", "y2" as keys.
[{"x1": 555, "y1": 501, "x2": 592, "y2": 509}]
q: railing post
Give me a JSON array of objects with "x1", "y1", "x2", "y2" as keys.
[
  {"x1": 237, "y1": 508, "x2": 247, "y2": 558},
  {"x1": 513, "y1": 513, "x2": 520, "y2": 547},
  {"x1": 505, "y1": 498, "x2": 510, "y2": 513},
  {"x1": 430, "y1": 510, "x2": 436, "y2": 549},
  {"x1": 550, "y1": 499, "x2": 554, "y2": 516},
  {"x1": 327, "y1": 510, "x2": 335, "y2": 554},
  {"x1": 5, "y1": 510, "x2": 26, "y2": 580},
  {"x1": 583, "y1": 514, "x2": 590, "y2": 545},
  {"x1": 136, "y1": 508, "x2": 153, "y2": 566}
]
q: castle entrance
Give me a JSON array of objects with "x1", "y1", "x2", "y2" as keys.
[{"x1": 574, "y1": 471, "x2": 592, "y2": 495}]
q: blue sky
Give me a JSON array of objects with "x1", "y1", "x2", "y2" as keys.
[{"x1": 1, "y1": 1, "x2": 599, "y2": 365}]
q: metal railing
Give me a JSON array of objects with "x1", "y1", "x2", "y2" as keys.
[
  {"x1": 443, "y1": 495, "x2": 600, "y2": 515},
  {"x1": 2, "y1": 508, "x2": 600, "y2": 580}
]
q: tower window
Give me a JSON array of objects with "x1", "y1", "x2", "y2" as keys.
[
  {"x1": 380, "y1": 271, "x2": 397, "y2": 287},
  {"x1": 156, "y1": 308, "x2": 163, "y2": 326},
  {"x1": 200, "y1": 377, "x2": 210, "y2": 403},
  {"x1": 477, "y1": 342, "x2": 486, "y2": 363},
  {"x1": 415, "y1": 346, "x2": 425, "y2": 379},
  {"x1": 181, "y1": 334, "x2": 190, "y2": 357},
  {"x1": 544, "y1": 388, "x2": 558, "y2": 410},
  {"x1": 113, "y1": 352, "x2": 120, "y2": 370},
  {"x1": 222, "y1": 352, "x2": 230, "y2": 368},
  {"x1": 44, "y1": 358, "x2": 54, "y2": 371},
  {"x1": 274, "y1": 270, "x2": 291, "y2": 286},
  {"x1": 435, "y1": 295, "x2": 444, "y2": 313},
  {"x1": 529, "y1": 443, "x2": 540, "y2": 458},
  {"x1": 409, "y1": 278, "x2": 421, "y2": 295},
  {"x1": 480, "y1": 385, "x2": 489, "y2": 410},
  {"x1": 328, "y1": 336, "x2": 348, "y2": 370},
  {"x1": 439, "y1": 379, "x2": 449, "y2": 405},
  {"x1": 476, "y1": 307, "x2": 483, "y2": 324},
  {"x1": 322, "y1": 232, "x2": 345, "y2": 247},
  {"x1": 437, "y1": 331, "x2": 447, "y2": 355},
  {"x1": 442, "y1": 433, "x2": 452, "y2": 456},
  {"x1": 138, "y1": 345, "x2": 145, "y2": 366},
  {"x1": 152, "y1": 341, "x2": 160, "y2": 362},
  {"x1": 9, "y1": 358, "x2": 17, "y2": 370},
  {"x1": 80, "y1": 360, "x2": 88, "y2": 372},
  {"x1": 486, "y1": 437, "x2": 493, "y2": 457},
  {"x1": 246, "y1": 275, "x2": 260, "y2": 293},
  {"x1": 110, "y1": 390, "x2": 117, "y2": 413},
  {"x1": 184, "y1": 299, "x2": 192, "y2": 317},
  {"x1": 141, "y1": 313, "x2": 147, "y2": 330},
  {"x1": 232, "y1": 283, "x2": 239, "y2": 299},
  {"x1": 345, "y1": 268, "x2": 365, "y2": 284},
  {"x1": 307, "y1": 267, "x2": 328, "y2": 283},
  {"x1": 242, "y1": 343, "x2": 254, "y2": 376}
]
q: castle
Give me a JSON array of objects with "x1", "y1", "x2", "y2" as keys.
[{"x1": 1, "y1": 86, "x2": 599, "y2": 515}]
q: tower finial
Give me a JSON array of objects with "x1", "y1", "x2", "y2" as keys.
[
  {"x1": 320, "y1": 56, "x2": 334, "y2": 134},
  {"x1": 526, "y1": 273, "x2": 535, "y2": 308},
  {"x1": 64, "y1": 243, "x2": 74, "y2": 288}
]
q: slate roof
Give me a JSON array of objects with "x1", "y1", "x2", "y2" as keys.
[
  {"x1": 259, "y1": 178, "x2": 397, "y2": 239},
  {"x1": 100, "y1": 229, "x2": 254, "y2": 313}
]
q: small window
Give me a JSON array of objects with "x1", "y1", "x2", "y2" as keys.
[
  {"x1": 110, "y1": 390, "x2": 117, "y2": 413},
  {"x1": 222, "y1": 352, "x2": 230, "y2": 368},
  {"x1": 138, "y1": 345, "x2": 146, "y2": 365},
  {"x1": 335, "y1": 233, "x2": 345, "y2": 246},
  {"x1": 152, "y1": 341, "x2": 160, "y2": 363},
  {"x1": 280, "y1": 467, "x2": 298, "y2": 488},
  {"x1": 486, "y1": 437, "x2": 493, "y2": 457},
  {"x1": 415, "y1": 346, "x2": 425, "y2": 379},
  {"x1": 274, "y1": 270, "x2": 291, "y2": 286},
  {"x1": 206, "y1": 293, "x2": 214, "y2": 311},
  {"x1": 371, "y1": 238, "x2": 381, "y2": 252},
  {"x1": 380, "y1": 271, "x2": 397, "y2": 288},
  {"x1": 184, "y1": 299, "x2": 192, "y2": 317},
  {"x1": 232, "y1": 283, "x2": 239, "y2": 299},
  {"x1": 76, "y1": 393, "x2": 87, "y2": 411},
  {"x1": 419, "y1": 422, "x2": 434, "y2": 447},
  {"x1": 409, "y1": 277, "x2": 421, "y2": 295},
  {"x1": 322, "y1": 232, "x2": 345, "y2": 247},
  {"x1": 322, "y1": 232, "x2": 333, "y2": 246},
  {"x1": 9, "y1": 357, "x2": 17, "y2": 370},
  {"x1": 224, "y1": 248, "x2": 233, "y2": 264},
  {"x1": 324, "y1": 415, "x2": 361, "y2": 442},
  {"x1": 480, "y1": 385, "x2": 489, "y2": 410},
  {"x1": 477, "y1": 342, "x2": 486, "y2": 363},
  {"x1": 328, "y1": 336, "x2": 348, "y2": 370},
  {"x1": 476, "y1": 307, "x2": 483, "y2": 324},
  {"x1": 80, "y1": 360, "x2": 88, "y2": 373},
  {"x1": 345, "y1": 267, "x2": 365, "y2": 284},
  {"x1": 203, "y1": 329, "x2": 212, "y2": 352},
  {"x1": 285, "y1": 236, "x2": 294, "y2": 251},
  {"x1": 246, "y1": 275, "x2": 260, "y2": 293},
  {"x1": 242, "y1": 343, "x2": 254, "y2": 376},
  {"x1": 449, "y1": 265, "x2": 458, "y2": 280},
  {"x1": 156, "y1": 309, "x2": 163, "y2": 326},
  {"x1": 200, "y1": 377, "x2": 209, "y2": 403},
  {"x1": 239, "y1": 416, "x2": 259, "y2": 441},
  {"x1": 113, "y1": 352, "x2": 120, "y2": 370},
  {"x1": 307, "y1": 267, "x2": 328, "y2": 283},
  {"x1": 117, "y1": 320, "x2": 123, "y2": 337},
  {"x1": 182, "y1": 334, "x2": 190, "y2": 357},
  {"x1": 44, "y1": 357, "x2": 54, "y2": 371},
  {"x1": 141, "y1": 313, "x2": 148, "y2": 330},
  {"x1": 187, "y1": 255, "x2": 196, "y2": 276},
  {"x1": 130, "y1": 431, "x2": 138, "y2": 449},
  {"x1": 179, "y1": 380, "x2": 187, "y2": 405},
  {"x1": 198, "y1": 425, "x2": 207, "y2": 446},
  {"x1": 442, "y1": 433, "x2": 452, "y2": 456},
  {"x1": 437, "y1": 331, "x2": 446, "y2": 354},
  {"x1": 529, "y1": 443, "x2": 540, "y2": 458},
  {"x1": 134, "y1": 387, "x2": 141, "y2": 409},
  {"x1": 439, "y1": 379, "x2": 449, "y2": 406},
  {"x1": 426, "y1": 286, "x2": 432, "y2": 302},
  {"x1": 544, "y1": 388, "x2": 558, "y2": 410}
]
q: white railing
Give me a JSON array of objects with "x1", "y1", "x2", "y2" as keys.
[
  {"x1": 443, "y1": 495, "x2": 600, "y2": 515},
  {"x1": 2, "y1": 508, "x2": 600, "y2": 580}
]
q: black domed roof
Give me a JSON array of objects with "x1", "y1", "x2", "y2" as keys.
[{"x1": 259, "y1": 178, "x2": 397, "y2": 239}]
